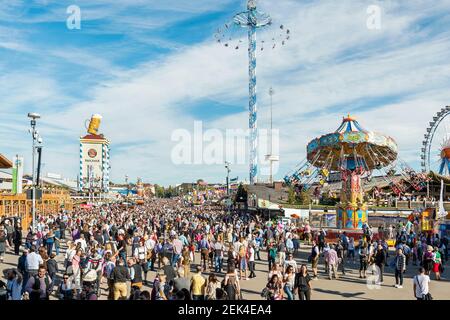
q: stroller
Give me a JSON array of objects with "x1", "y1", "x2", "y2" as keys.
[{"x1": 80, "y1": 269, "x2": 100, "y2": 300}]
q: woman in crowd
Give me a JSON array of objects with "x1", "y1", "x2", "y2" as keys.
[
  {"x1": 294, "y1": 264, "x2": 312, "y2": 300},
  {"x1": 223, "y1": 265, "x2": 240, "y2": 300},
  {"x1": 358, "y1": 241, "x2": 369, "y2": 278},
  {"x1": 205, "y1": 274, "x2": 222, "y2": 300},
  {"x1": 423, "y1": 245, "x2": 434, "y2": 275},
  {"x1": 72, "y1": 248, "x2": 83, "y2": 292},
  {"x1": 264, "y1": 274, "x2": 283, "y2": 300},
  {"x1": 268, "y1": 263, "x2": 282, "y2": 281},
  {"x1": 283, "y1": 265, "x2": 295, "y2": 300},
  {"x1": 432, "y1": 246, "x2": 442, "y2": 281}
]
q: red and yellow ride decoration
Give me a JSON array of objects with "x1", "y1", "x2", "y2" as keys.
[
  {"x1": 285, "y1": 115, "x2": 429, "y2": 230},
  {"x1": 407, "y1": 208, "x2": 436, "y2": 233},
  {"x1": 306, "y1": 115, "x2": 398, "y2": 230},
  {"x1": 420, "y1": 209, "x2": 433, "y2": 231}
]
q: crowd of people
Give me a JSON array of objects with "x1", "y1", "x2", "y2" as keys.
[
  {"x1": 0, "y1": 198, "x2": 300, "y2": 300},
  {"x1": 0, "y1": 197, "x2": 448, "y2": 301},
  {"x1": 303, "y1": 221, "x2": 447, "y2": 299}
]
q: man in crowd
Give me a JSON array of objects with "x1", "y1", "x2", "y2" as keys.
[
  {"x1": 25, "y1": 245, "x2": 43, "y2": 278},
  {"x1": 25, "y1": 266, "x2": 53, "y2": 300},
  {"x1": 112, "y1": 259, "x2": 130, "y2": 300},
  {"x1": 413, "y1": 267, "x2": 431, "y2": 300},
  {"x1": 325, "y1": 244, "x2": 339, "y2": 280},
  {"x1": 190, "y1": 265, "x2": 206, "y2": 300}
]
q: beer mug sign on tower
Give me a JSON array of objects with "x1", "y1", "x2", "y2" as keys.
[{"x1": 85, "y1": 114, "x2": 102, "y2": 135}]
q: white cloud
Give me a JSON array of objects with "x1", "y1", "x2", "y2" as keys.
[{"x1": 2, "y1": 0, "x2": 450, "y2": 185}]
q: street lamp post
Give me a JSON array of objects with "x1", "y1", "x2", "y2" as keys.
[
  {"x1": 265, "y1": 87, "x2": 279, "y2": 185},
  {"x1": 125, "y1": 175, "x2": 129, "y2": 209},
  {"x1": 225, "y1": 162, "x2": 231, "y2": 196},
  {"x1": 28, "y1": 112, "x2": 41, "y2": 232},
  {"x1": 225, "y1": 162, "x2": 231, "y2": 215},
  {"x1": 269, "y1": 87, "x2": 274, "y2": 184}
]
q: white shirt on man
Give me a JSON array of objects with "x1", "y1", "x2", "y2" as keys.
[
  {"x1": 414, "y1": 274, "x2": 430, "y2": 298},
  {"x1": 248, "y1": 247, "x2": 255, "y2": 262},
  {"x1": 26, "y1": 252, "x2": 43, "y2": 271}
]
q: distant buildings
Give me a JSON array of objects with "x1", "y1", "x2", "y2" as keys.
[{"x1": 0, "y1": 169, "x2": 30, "y2": 193}]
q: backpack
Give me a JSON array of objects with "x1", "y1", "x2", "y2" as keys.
[
  {"x1": 200, "y1": 239, "x2": 208, "y2": 249},
  {"x1": 400, "y1": 234, "x2": 407, "y2": 243},
  {"x1": 311, "y1": 245, "x2": 318, "y2": 258},
  {"x1": 80, "y1": 257, "x2": 89, "y2": 269},
  {"x1": 269, "y1": 248, "x2": 277, "y2": 259}
]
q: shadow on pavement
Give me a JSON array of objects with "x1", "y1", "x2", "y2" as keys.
[{"x1": 313, "y1": 288, "x2": 373, "y2": 300}]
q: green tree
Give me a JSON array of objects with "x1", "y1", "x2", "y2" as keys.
[
  {"x1": 154, "y1": 185, "x2": 165, "y2": 198},
  {"x1": 288, "y1": 187, "x2": 296, "y2": 205},
  {"x1": 165, "y1": 186, "x2": 175, "y2": 198},
  {"x1": 298, "y1": 190, "x2": 311, "y2": 205},
  {"x1": 235, "y1": 183, "x2": 247, "y2": 203}
]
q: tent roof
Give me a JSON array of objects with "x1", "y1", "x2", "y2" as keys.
[
  {"x1": 0, "y1": 154, "x2": 12, "y2": 168},
  {"x1": 335, "y1": 115, "x2": 367, "y2": 133}
]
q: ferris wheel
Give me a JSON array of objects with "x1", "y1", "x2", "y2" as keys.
[{"x1": 421, "y1": 106, "x2": 450, "y2": 174}]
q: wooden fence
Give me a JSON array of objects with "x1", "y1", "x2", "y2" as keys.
[{"x1": 0, "y1": 193, "x2": 73, "y2": 230}]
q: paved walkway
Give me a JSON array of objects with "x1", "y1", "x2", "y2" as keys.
[{"x1": 1, "y1": 239, "x2": 449, "y2": 300}]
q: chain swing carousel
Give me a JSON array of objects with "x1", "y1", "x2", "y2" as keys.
[{"x1": 285, "y1": 115, "x2": 429, "y2": 231}]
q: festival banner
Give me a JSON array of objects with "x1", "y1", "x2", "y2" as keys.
[{"x1": 12, "y1": 155, "x2": 24, "y2": 194}]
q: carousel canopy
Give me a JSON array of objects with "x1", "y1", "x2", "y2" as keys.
[{"x1": 306, "y1": 115, "x2": 398, "y2": 171}]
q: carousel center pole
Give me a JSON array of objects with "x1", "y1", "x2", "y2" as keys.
[{"x1": 337, "y1": 162, "x2": 368, "y2": 230}]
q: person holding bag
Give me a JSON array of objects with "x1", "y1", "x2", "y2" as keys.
[{"x1": 413, "y1": 267, "x2": 432, "y2": 300}]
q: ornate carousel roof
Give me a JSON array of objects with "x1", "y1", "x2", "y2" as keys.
[{"x1": 306, "y1": 115, "x2": 398, "y2": 171}]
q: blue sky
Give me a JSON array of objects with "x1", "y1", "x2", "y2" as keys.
[{"x1": 1, "y1": 0, "x2": 450, "y2": 186}]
